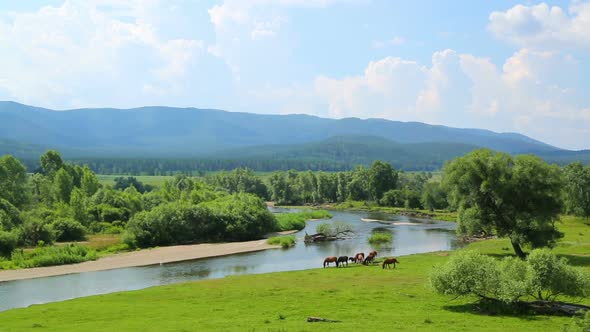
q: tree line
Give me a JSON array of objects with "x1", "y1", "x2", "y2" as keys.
[{"x1": 1, "y1": 148, "x2": 589, "y2": 261}]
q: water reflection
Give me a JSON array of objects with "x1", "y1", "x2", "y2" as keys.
[{"x1": 0, "y1": 208, "x2": 460, "y2": 312}]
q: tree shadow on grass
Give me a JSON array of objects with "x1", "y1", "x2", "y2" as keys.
[
  {"x1": 442, "y1": 299, "x2": 542, "y2": 321},
  {"x1": 557, "y1": 254, "x2": 590, "y2": 268}
]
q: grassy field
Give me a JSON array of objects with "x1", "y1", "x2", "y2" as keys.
[{"x1": 0, "y1": 216, "x2": 588, "y2": 331}]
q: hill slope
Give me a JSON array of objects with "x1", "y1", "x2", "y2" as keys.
[{"x1": 0, "y1": 101, "x2": 559, "y2": 158}]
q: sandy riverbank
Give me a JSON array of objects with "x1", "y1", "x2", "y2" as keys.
[{"x1": 0, "y1": 240, "x2": 279, "y2": 282}]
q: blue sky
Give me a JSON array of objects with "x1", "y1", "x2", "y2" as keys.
[{"x1": 0, "y1": 0, "x2": 589, "y2": 149}]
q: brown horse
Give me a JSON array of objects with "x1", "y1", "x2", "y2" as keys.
[
  {"x1": 363, "y1": 253, "x2": 376, "y2": 265},
  {"x1": 324, "y1": 256, "x2": 338, "y2": 268},
  {"x1": 369, "y1": 250, "x2": 378, "y2": 257},
  {"x1": 354, "y1": 252, "x2": 365, "y2": 264},
  {"x1": 337, "y1": 256, "x2": 349, "y2": 267},
  {"x1": 382, "y1": 257, "x2": 399, "y2": 269}
]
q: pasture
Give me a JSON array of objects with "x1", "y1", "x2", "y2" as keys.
[{"x1": 0, "y1": 216, "x2": 588, "y2": 331}]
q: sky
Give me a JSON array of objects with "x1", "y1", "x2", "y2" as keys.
[{"x1": 0, "y1": 0, "x2": 589, "y2": 150}]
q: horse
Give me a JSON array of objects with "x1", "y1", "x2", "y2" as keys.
[
  {"x1": 348, "y1": 257, "x2": 356, "y2": 263},
  {"x1": 369, "y1": 250, "x2": 377, "y2": 257},
  {"x1": 363, "y1": 253, "x2": 376, "y2": 265},
  {"x1": 323, "y1": 256, "x2": 338, "y2": 268},
  {"x1": 337, "y1": 256, "x2": 349, "y2": 267},
  {"x1": 354, "y1": 252, "x2": 365, "y2": 264},
  {"x1": 382, "y1": 257, "x2": 399, "y2": 269}
]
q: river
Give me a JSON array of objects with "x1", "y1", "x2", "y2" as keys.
[{"x1": 0, "y1": 208, "x2": 459, "y2": 312}]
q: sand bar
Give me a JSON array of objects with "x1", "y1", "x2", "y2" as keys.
[{"x1": 0, "y1": 240, "x2": 279, "y2": 282}]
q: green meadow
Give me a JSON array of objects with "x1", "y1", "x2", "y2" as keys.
[{"x1": 0, "y1": 216, "x2": 588, "y2": 331}]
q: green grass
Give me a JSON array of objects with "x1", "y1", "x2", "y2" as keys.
[
  {"x1": 0, "y1": 216, "x2": 588, "y2": 331},
  {"x1": 266, "y1": 235, "x2": 296, "y2": 248},
  {"x1": 275, "y1": 209, "x2": 332, "y2": 231},
  {"x1": 96, "y1": 175, "x2": 173, "y2": 188},
  {"x1": 368, "y1": 231, "x2": 392, "y2": 244}
]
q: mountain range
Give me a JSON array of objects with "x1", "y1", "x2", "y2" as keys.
[{"x1": 0, "y1": 101, "x2": 588, "y2": 170}]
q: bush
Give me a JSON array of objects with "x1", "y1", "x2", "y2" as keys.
[
  {"x1": 275, "y1": 210, "x2": 332, "y2": 231},
  {"x1": 368, "y1": 232, "x2": 392, "y2": 244},
  {"x1": 527, "y1": 249, "x2": 590, "y2": 301},
  {"x1": 9, "y1": 244, "x2": 97, "y2": 269},
  {"x1": 431, "y1": 249, "x2": 590, "y2": 304},
  {"x1": 267, "y1": 235, "x2": 296, "y2": 248},
  {"x1": 19, "y1": 218, "x2": 55, "y2": 246},
  {"x1": 52, "y1": 218, "x2": 87, "y2": 242},
  {"x1": 126, "y1": 194, "x2": 278, "y2": 248},
  {"x1": 563, "y1": 310, "x2": 590, "y2": 332},
  {"x1": 431, "y1": 251, "x2": 500, "y2": 299},
  {"x1": 0, "y1": 230, "x2": 18, "y2": 257}
]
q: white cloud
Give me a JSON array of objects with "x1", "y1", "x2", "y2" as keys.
[
  {"x1": 488, "y1": 1, "x2": 590, "y2": 50},
  {"x1": 298, "y1": 48, "x2": 590, "y2": 149},
  {"x1": 0, "y1": 0, "x2": 229, "y2": 109}
]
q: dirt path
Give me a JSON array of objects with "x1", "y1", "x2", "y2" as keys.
[{"x1": 0, "y1": 240, "x2": 279, "y2": 282}]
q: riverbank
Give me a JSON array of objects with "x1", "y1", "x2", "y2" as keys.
[
  {"x1": 0, "y1": 240, "x2": 278, "y2": 282},
  {"x1": 277, "y1": 201, "x2": 458, "y2": 222},
  {"x1": 0, "y1": 216, "x2": 588, "y2": 331}
]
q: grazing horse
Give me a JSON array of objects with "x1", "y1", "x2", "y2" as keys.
[
  {"x1": 337, "y1": 256, "x2": 349, "y2": 267},
  {"x1": 348, "y1": 257, "x2": 356, "y2": 263},
  {"x1": 369, "y1": 250, "x2": 377, "y2": 257},
  {"x1": 382, "y1": 257, "x2": 399, "y2": 269},
  {"x1": 363, "y1": 253, "x2": 376, "y2": 265},
  {"x1": 323, "y1": 256, "x2": 338, "y2": 268},
  {"x1": 354, "y1": 252, "x2": 365, "y2": 264}
]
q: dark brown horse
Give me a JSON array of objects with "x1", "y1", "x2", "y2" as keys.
[
  {"x1": 337, "y1": 256, "x2": 349, "y2": 267},
  {"x1": 363, "y1": 253, "x2": 376, "y2": 265},
  {"x1": 324, "y1": 256, "x2": 338, "y2": 268},
  {"x1": 354, "y1": 252, "x2": 365, "y2": 263},
  {"x1": 382, "y1": 257, "x2": 399, "y2": 269},
  {"x1": 369, "y1": 250, "x2": 377, "y2": 257}
]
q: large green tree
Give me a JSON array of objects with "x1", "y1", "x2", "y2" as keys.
[
  {"x1": 40, "y1": 150, "x2": 64, "y2": 178},
  {"x1": 368, "y1": 161, "x2": 398, "y2": 200},
  {"x1": 0, "y1": 155, "x2": 29, "y2": 208},
  {"x1": 443, "y1": 149, "x2": 563, "y2": 258}
]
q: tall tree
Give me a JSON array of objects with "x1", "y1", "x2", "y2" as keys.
[
  {"x1": 0, "y1": 155, "x2": 29, "y2": 208},
  {"x1": 81, "y1": 166, "x2": 100, "y2": 196},
  {"x1": 40, "y1": 150, "x2": 64, "y2": 178},
  {"x1": 443, "y1": 149, "x2": 563, "y2": 258},
  {"x1": 368, "y1": 161, "x2": 398, "y2": 201},
  {"x1": 54, "y1": 168, "x2": 74, "y2": 203}
]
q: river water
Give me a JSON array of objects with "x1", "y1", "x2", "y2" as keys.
[{"x1": 0, "y1": 208, "x2": 459, "y2": 312}]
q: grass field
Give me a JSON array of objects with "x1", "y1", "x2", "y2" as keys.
[{"x1": 0, "y1": 216, "x2": 588, "y2": 331}]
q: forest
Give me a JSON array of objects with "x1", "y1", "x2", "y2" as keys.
[{"x1": 1, "y1": 148, "x2": 590, "y2": 268}]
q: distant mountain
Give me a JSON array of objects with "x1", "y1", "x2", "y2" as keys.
[
  {"x1": 0, "y1": 101, "x2": 589, "y2": 170},
  {"x1": 0, "y1": 101, "x2": 562, "y2": 157}
]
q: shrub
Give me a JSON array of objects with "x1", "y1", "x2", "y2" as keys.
[
  {"x1": 19, "y1": 218, "x2": 55, "y2": 246},
  {"x1": 267, "y1": 235, "x2": 296, "y2": 248},
  {"x1": 9, "y1": 244, "x2": 97, "y2": 268},
  {"x1": 368, "y1": 232, "x2": 392, "y2": 244},
  {"x1": 431, "y1": 249, "x2": 590, "y2": 304},
  {"x1": 431, "y1": 251, "x2": 501, "y2": 299},
  {"x1": 527, "y1": 249, "x2": 590, "y2": 301},
  {"x1": 126, "y1": 194, "x2": 277, "y2": 248},
  {"x1": 52, "y1": 218, "x2": 87, "y2": 242},
  {"x1": 0, "y1": 230, "x2": 18, "y2": 257},
  {"x1": 562, "y1": 310, "x2": 590, "y2": 332},
  {"x1": 275, "y1": 210, "x2": 331, "y2": 231}
]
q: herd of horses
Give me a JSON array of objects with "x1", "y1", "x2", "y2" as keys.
[{"x1": 323, "y1": 251, "x2": 399, "y2": 269}]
